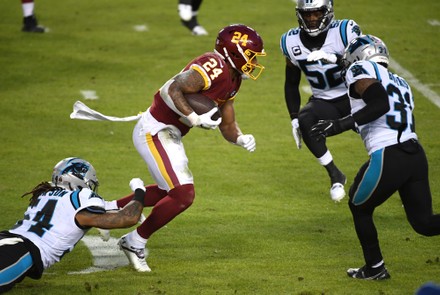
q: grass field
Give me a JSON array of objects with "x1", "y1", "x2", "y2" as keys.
[{"x1": 1, "y1": 0, "x2": 439, "y2": 294}]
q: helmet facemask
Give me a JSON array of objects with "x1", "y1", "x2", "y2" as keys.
[{"x1": 296, "y1": 0, "x2": 334, "y2": 37}]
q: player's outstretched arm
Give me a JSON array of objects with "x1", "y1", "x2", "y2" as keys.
[{"x1": 76, "y1": 178, "x2": 146, "y2": 229}]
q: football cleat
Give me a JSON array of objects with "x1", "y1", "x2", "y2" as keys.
[
  {"x1": 118, "y1": 235, "x2": 151, "y2": 272},
  {"x1": 22, "y1": 15, "x2": 46, "y2": 33},
  {"x1": 347, "y1": 264, "x2": 390, "y2": 280},
  {"x1": 192, "y1": 25, "x2": 208, "y2": 36}
]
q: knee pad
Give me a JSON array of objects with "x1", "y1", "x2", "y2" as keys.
[{"x1": 168, "y1": 184, "x2": 195, "y2": 209}]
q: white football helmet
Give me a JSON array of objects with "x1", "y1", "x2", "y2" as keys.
[
  {"x1": 342, "y1": 34, "x2": 389, "y2": 68},
  {"x1": 52, "y1": 157, "x2": 99, "y2": 192},
  {"x1": 296, "y1": 0, "x2": 334, "y2": 37}
]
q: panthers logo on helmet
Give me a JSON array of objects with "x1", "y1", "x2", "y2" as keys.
[
  {"x1": 52, "y1": 157, "x2": 99, "y2": 192},
  {"x1": 342, "y1": 35, "x2": 389, "y2": 68}
]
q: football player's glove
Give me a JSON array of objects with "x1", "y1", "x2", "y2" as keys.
[
  {"x1": 130, "y1": 178, "x2": 146, "y2": 192},
  {"x1": 187, "y1": 108, "x2": 222, "y2": 129},
  {"x1": 310, "y1": 116, "x2": 355, "y2": 141},
  {"x1": 307, "y1": 50, "x2": 337, "y2": 64},
  {"x1": 291, "y1": 118, "x2": 302, "y2": 149},
  {"x1": 236, "y1": 134, "x2": 256, "y2": 152}
]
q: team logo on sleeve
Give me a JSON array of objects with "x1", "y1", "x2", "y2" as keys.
[
  {"x1": 350, "y1": 64, "x2": 369, "y2": 77},
  {"x1": 352, "y1": 24, "x2": 361, "y2": 36}
]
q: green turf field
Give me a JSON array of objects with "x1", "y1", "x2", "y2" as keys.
[{"x1": 1, "y1": 0, "x2": 439, "y2": 294}]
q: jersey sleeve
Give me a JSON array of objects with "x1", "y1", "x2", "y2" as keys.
[
  {"x1": 187, "y1": 53, "x2": 227, "y2": 92},
  {"x1": 346, "y1": 61, "x2": 380, "y2": 85},
  {"x1": 280, "y1": 29, "x2": 300, "y2": 67},
  {"x1": 339, "y1": 19, "x2": 362, "y2": 48},
  {"x1": 72, "y1": 188, "x2": 106, "y2": 214}
]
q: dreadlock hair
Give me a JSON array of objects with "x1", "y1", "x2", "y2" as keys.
[{"x1": 22, "y1": 181, "x2": 57, "y2": 207}]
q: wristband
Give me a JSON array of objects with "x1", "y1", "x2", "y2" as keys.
[
  {"x1": 186, "y1": 112, "x2": 199, "y2": 126},
  {"x1": 339, "y1": 115, "x2": 356, "y2": 132},
  {"x1": 132, "y1": 189, "x2": 145, "y2": 204}
]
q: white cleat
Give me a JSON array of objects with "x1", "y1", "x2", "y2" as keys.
[
  {"x1": 118, "y1": 235, "x2": 151, "y2": 272},
  {"x1": 192, "y1": 25, "x2": 208, "y2": 36},
  {"x1": 97, "y1": 228, "x2": 110, "y2": 242},
  {"x1": 178, "y1": 4, "x2": 192, "y2": 21},
  {"x1": 330, "y1": 182, "x2": 346, "y2": 202}
]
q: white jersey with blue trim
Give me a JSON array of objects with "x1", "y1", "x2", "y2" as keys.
[
  {"x1": 9, "y1": 187, "x2": 105, "y2": 269},
  {"x1": 280, "y1": 19, "x2": 361, "y2": 100},
  {"x1": 345, "y1": 60, "x2": 418, "y2": 155}
]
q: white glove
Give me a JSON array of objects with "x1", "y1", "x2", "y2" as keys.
[
  {"x1": 236, "y1": 134, "x2": 256, "y2": 152},
  {"x1": 307, "y1": 50, "x2": 337, "y2": 64},
  {"x1": 291, "y1": 118, "x2": 302, "y2": 149},
  {"x1": 129, "y1": 178, "x2": 146, "y2": 192},
  {"x1": 187, "y1": 108, "x2": 222, "y2": 129}
]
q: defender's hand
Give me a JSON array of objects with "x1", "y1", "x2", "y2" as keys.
[
  {"x1": 307, "y1": 50, "x2": 337, "y2": 64},
  {"x1": 291, "y1": 118, "x2": 302, "y2": 149},
  {"x1": 310, "y1": 116, "x2": 355, "y2": 141}
]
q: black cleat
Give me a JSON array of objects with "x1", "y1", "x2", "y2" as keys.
[
  {"x1": 22, "y1": 15, "x2": 46, "y2": 33},
  {"x1": 347, "y1": 264, "x2": 391, "y2": 280}
]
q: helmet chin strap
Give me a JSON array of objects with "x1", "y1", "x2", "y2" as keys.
[{"x1": 222, "y1": 47, "x2": 239, "y2": 71}]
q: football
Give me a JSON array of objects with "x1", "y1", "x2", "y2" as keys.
[{"x1": 184, "y1": 93, "x2": 221, "y2": 120}]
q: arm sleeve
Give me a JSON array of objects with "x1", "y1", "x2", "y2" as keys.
[
  {"x1": 284, "y1": 64, "x2": 302, "y2": 119},
  {"x1": 351, "y1": 82, "x2": 390, "y2": 126}
]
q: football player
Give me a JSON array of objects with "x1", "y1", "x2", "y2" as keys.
[
  {"x1": 102, "y1": 24, "x2": 266, "y2": 272},
  {"x1": 178, "y1": 0, "x2": 208, "y2": 36},
  {"x1": 0, "y1": 157, "x2": 146, "y2": 292},
  {"x1": 310, "y1": 35, "x2": 440, "y2": 280},
  {"x1": 280, "y1": 0, "x2": 362, "y2": 202}
]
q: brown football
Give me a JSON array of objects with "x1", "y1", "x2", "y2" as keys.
[{"x1": 184, "y1": 93, "x2": 221, "y2": 120}]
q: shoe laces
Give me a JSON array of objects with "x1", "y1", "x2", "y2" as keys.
[{"x1": 120, "y1": 238, "x2": 146, "y2": 259}]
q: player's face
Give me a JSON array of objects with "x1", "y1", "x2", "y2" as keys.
[{"x1": 301, "y1": 10, "x2": 325, "y2": 30}]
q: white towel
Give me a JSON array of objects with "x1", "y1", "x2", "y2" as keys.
[{"x1": 70, "y1": 101, "x2": 141, "y2": 122}]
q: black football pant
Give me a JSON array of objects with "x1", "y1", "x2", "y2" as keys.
[
  {"x1": 348, "y1": 139, "x2": 440, "y2": 267},
  {"x1": 298, "y1": 95, "x2": 351, "y2": 159}
]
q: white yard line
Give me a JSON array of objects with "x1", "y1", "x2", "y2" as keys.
[{"x1": 68, "y1": 236, "x2": 128, "y2": 274}]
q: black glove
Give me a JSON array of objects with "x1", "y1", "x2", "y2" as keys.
[{"x1": 310, "y1": 116, "x2": 355, "y2": 141}]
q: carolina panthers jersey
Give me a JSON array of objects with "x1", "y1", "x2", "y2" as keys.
[
  {"x1": 280, "y1": 19, "x2": 361, "y2": 100},
  {"x1": 149, "y1": 52, "x2": 241, "y2": 136},
  {"x1": 345, "y1": 60, "x2": 418, "y2": 155},
  {"x1": 9, "y1": 187, "x2": 105, "y2": 269}
]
